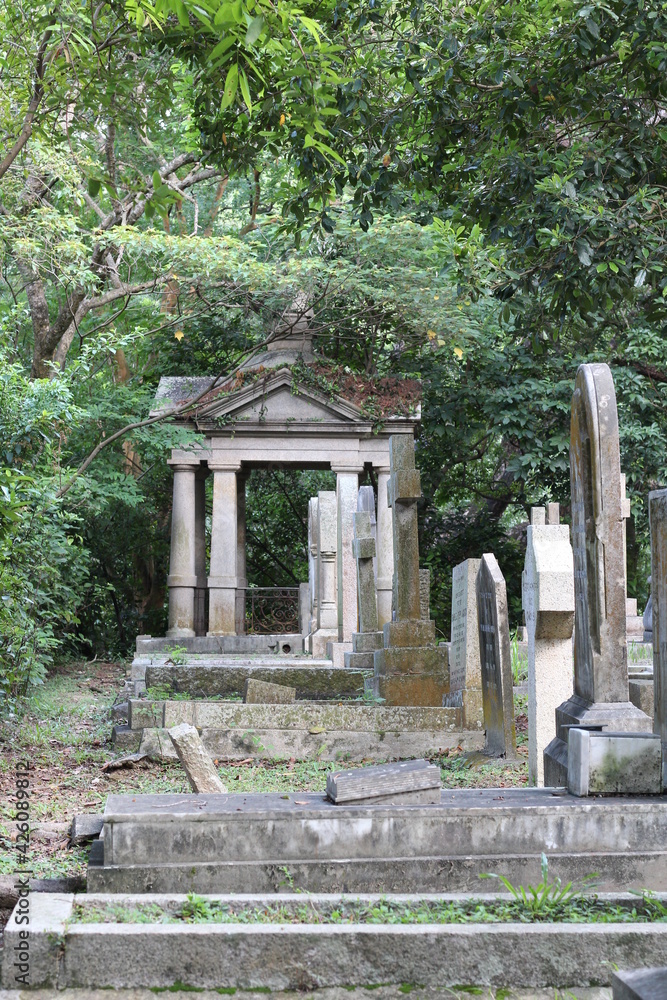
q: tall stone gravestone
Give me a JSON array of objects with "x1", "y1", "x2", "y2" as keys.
[
  {"x1": 374, "y1": 435, "x2": 449, "y2": 705},
  {"x1": 345, "y1": 506, "x2": 384, "y2": 669},
  {"x1": 544, "y1": 364, "x2": 651, "y2": 786},
  {"x1": 522, "y1": 513, "x2": 575, "y2": 786},
  {"x1": 476, "y1": 553, "x2": 516, "y2": 757},
  {"x1": 444, "y1": 559, "x2": 483, "y2": 729},
  {"x1": 649, "y1": 490, "x2": 667, "y2": 789}
]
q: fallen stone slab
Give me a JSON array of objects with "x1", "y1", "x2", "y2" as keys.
[
  {"x1": 244, "y1": 677, "x2": 296, "y2": 704},
  {"x1": 327, "y1": 759, "x2": 441, "y2": 805},
  {"x1": 70, "y1": 814, "x2": 104, "y2": 845},
  {"x1": 168, "y1": 723, "x2": 228, "y2": 793},
  {"x1": 3, "y1": 891, "x2": 667, "y2": 991},
  {"x1": 613, "y1": 968, "x2": 667, "y2": 1000}
]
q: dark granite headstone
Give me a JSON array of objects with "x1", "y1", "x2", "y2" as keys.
[{"x1": 649, "y1": 492, "x2": 667, "y2": 789}]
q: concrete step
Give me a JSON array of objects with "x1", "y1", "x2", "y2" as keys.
[
  {"x1": 143, "y1": 661, "x2": 371, "y2": 700},
  {"x1": 4, "y1": 891, "x2": 667, "y2": 991}
]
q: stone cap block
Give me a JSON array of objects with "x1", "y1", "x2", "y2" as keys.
[
  {"x1": 388, "y1": 469, "x2": 421, "y2": 506},
  {"x1": 326, "y1": 758, "x2": 440, "y2": 804},
  {"x1": 244, "y1": 678, "x2": 296, "y2": 704},
  {"x1": 352, "y1": 537, "x2": 376, "y2": 560},
  {"x1": 374, "y1": 645, "x2": 448, "y2": 679},
  {"x1": 384, "y1": 619, "x2": 436, "y2": 648}
]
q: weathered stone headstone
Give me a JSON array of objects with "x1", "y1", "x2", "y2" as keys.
[
  {"x1": 345, "y1": 508, "x2": 383, "y2": 669},
  {"x1": 244, "y1": 678, "x2": 296, "y2": 704},
  {"x1": 373, "y1": 436, "x2": 449, "y2": 705},
  {"x1": 649, "y1": 491, "x2": 667, "y2": 789},
  {"x1": 307, "y1": 497, "x2": 319, "y2": 642},
  {"x1": 444, "y1": 558, "x2": 483, "y2": 728},
  {"x1": 522, "y1": 520, "x2": 574, "y2": 786},
  {"x1": 168, "y1": 723, "x2": 228, "y2": 793},
  {"x1": 544, "y1": 363, "x2": 651, "y2": 786},
  {"x1": 476, "y1": 553, "x2": 516, "y2": 757},
  {"x1": 326, "y1": 758, "x2": 441, "y2": 805}
]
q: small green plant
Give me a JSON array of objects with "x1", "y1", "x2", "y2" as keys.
[
  {"x1": 480, "y1": 853, "x2": 595, "y2": 914},
  {"x1": 509, "y1": 630, "x2": 528, "y2": 685},
  {"x1": 165, "y1": 645, "x2": 189, "y2": 666}
]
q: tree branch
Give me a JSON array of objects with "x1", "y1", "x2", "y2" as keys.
[{"x1": 0, "y1": 24, "x2": 54, "y2": 181}]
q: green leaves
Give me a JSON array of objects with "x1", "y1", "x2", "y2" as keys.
[{"x1": 221, "y1": 62, "x2": 238, "y2": 109}]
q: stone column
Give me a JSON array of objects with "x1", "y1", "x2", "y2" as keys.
[
  {"x1": 193, "y1": 468, "x2": 208, "y2": 637},
  {"x1": 207, "y1": 463, "x2": 240, "y2": 636},
  {"x1": 166, "y1": 460, "x2": 199, "y2": 638},
  {"x1": 375, "y1": 467, "x2": 394, "y2": 628},
  {"x1": 311, "y1": 490, "x2": 338, "y2": 657},
  {"x1": 388, "y1": 435, "x2": 421, "y2": 622},
  {"x1": 523, "y1": 511, "x2": 575, "y2": 786},
  {"x1": 649, "y1": 490, "x2": 667, "y2": 788},
  {"x1": 335, "y1": 469, "x2": 361, "y2": 645},
  {"x1": 235, "y1": 472, "x2": 248, "y2": 635},
  {"x1": 308, "y1": 497, "x2": 319, "y2": 640}
]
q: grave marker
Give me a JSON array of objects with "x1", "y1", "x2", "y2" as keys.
[
  {"x1": 444, "y1": 558, "x2": 483, "y2": 728},
  {"x1": 326, "y1": 759, "x2": 441, "y2": 805},
  {"x1": 476, "y1": 553, "x2": 516, "y2": 757},
  {"x1": 522, "y1": 518, "x2": 574, "y2": 786},
  {"x1": 544, "y1": 364, "x2": 651, "y2": 786},
  {"x1": 374, "y1": 436, "x2": 449, "y2": 705},
  {"x1": 168, "y1": 723, "x2": 228, "y2": 793},
  {"x1": 345, "y1": 508, "x2": 384, "y2": 669}
]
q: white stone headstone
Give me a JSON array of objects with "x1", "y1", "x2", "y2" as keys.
[{"x1": 522, "y1": 524, "x2": 575, "y2": 786}]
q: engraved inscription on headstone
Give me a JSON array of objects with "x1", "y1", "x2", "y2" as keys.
[{"x1": 476, "y1": 553, "x2": 516, "y2": 757}]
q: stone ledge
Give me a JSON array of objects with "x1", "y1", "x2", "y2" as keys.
[{"x1": 4, "y1": 892, "x2": 667, "y2": 990}]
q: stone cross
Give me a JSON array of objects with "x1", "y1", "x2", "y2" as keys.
[
  {"x1": 522, "y1": 519, "x2": 575, "y2": 786},
  {"x1": 476, "y1": 553, "x2": 516, "y2": 757},
  {"x1": 445, "y1": 558, "x2": 483, "y2": 728},
  {"x1": 649, "y1": 489, "x2": 667, "y2": 789},
  {"x1": 387, "y1": 435, "x2": 421, "y2": 622},
  {"x1": 352, "y1": 511, "x2": 378, "y2": 634}
]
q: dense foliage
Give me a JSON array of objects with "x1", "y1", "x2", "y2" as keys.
[{"x1": 1, "y1": 0, "x2": 666, "y2": 702}]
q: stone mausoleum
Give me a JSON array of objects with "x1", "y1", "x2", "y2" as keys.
[{"x1": 152, "y1": 315, "x2": 421, "y2": 661}]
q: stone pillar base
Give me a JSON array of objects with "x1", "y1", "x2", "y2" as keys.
[
  {"x1": 543, "y1": 694, "x2": 653, "y2": 787},
  {"x1": 310, "y1": 629, "x2": 338, "y2": 658},
  {"x1": 166, "y1": 626, "x2": 196, "y2": 639},
  {"x1": 373, "y1": 643, "x2": 448, "y2": 706},
  {"x1": 345, "y1": 631, "x2": 384, "y2": 669},
  {"x1": 444, "y1": 688, "x2": 484, "y2": 730},
  {"x1": 327, "y1": 641, "x2": 353, "y2": 668}
]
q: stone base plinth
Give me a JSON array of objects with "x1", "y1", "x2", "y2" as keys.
[
  {"x1": 374, "y1": 643, "x2": 449, "y2": 706},
  {"x1": 444, "y1": 688, "x2": 484, "y2": 730},
  {"x1": 345, "y1": 631, "x2": 384, "y2": 669},
  {"x1": 568, "y1": 729, "x2": 662, "y2": 796},
  {"x1": 384, "y1": 619, "x2": 436, "y2": 647},
  {"x1": 310, "y1": 629, "x2": 338, "y2": 658},
  {"x1": 543, "y1": 695, "x2": 653, "y2": 787},
  {"x1": 326, "y1": 641, "x2": 353, "y2": 667},
  {"x1": 629, "y1": 678, "x2": 655, "y2": 719}
]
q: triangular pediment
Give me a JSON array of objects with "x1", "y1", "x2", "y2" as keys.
[{"x1": 196, "y1": 368, "x2": 368, "y2": 425}]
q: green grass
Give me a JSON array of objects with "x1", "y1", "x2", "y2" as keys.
[{"x1": 70, "y1": 892, "x2": 667, "y2": 927}]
